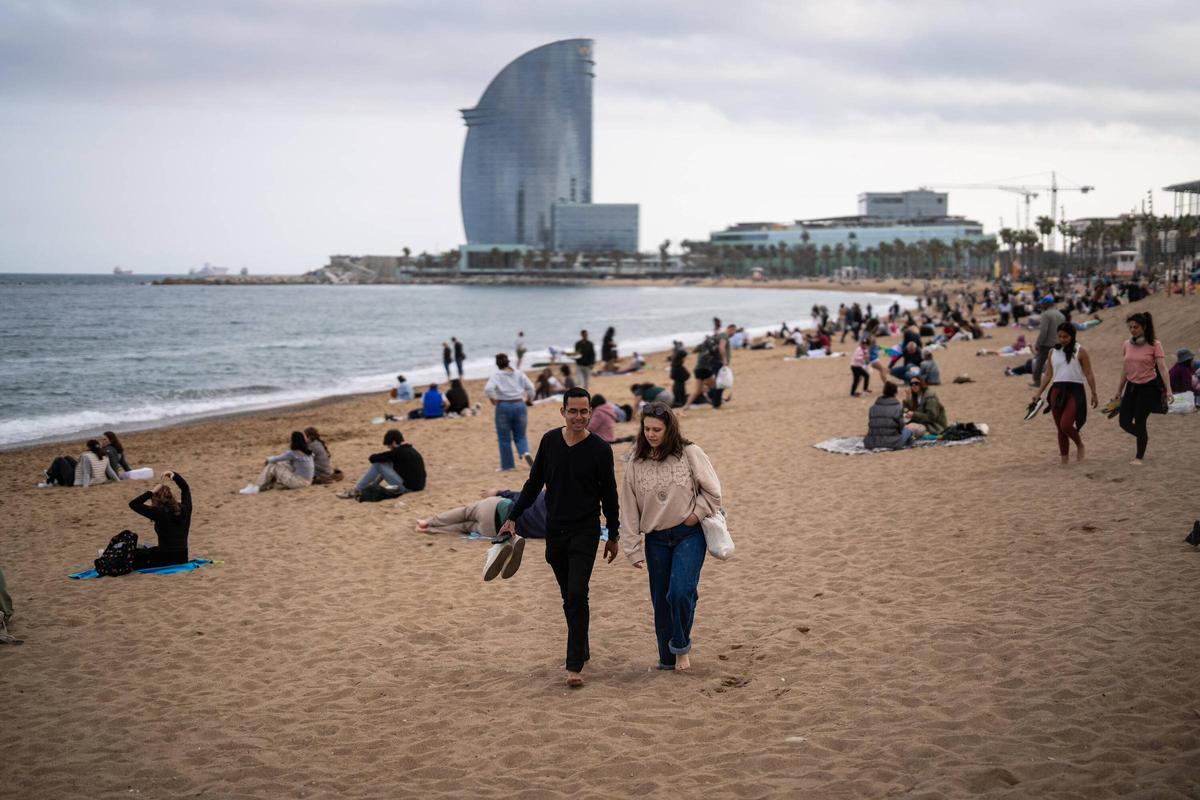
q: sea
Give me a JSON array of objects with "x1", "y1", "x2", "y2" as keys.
[{"x1": 0, "y1": 274, "x2": 911, "y2": 449}]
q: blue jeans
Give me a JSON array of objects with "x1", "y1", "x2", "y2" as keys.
[
  {"x1": 494, "y1": 401, "x2": 529, "y2": 470},
  {"x1": 355, "y1": 462, "x2": 405, "y2": 494},
  {"x1": 644, "y1": 523, "x2": 706, "y2": 668},
  {"x1": 899, "y1": 427, "x2": 914, "y2": 447}
]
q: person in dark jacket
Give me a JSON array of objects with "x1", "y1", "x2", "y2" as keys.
[
  {"x1": 904, "y1": 377, "x2": 948, "y2": 435},
  {"x1": 446, "y1": 379, "x2": 471, "y2": 415},
  {"x1": 574, "y1": 330, "x2": 596, "y2": 390},
  {"x1": 341, "y1": 430, "x2": 426, "y2": 498},
  {"x1": 128, "y1": 471, "x2": 192, "y2": 568},
  {"x1": 864, "y1": 382, "x2": 913, "y2": 450},
  {"x1": 452, "y1": 337, "x2": 466, "y2": 378}
]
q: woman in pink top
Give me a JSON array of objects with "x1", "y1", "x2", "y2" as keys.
[
  {"x1": 1112, "y1": 312, "x2": 1173, "y2": 464},
  {"x1": 850, "y1": 340, "x2": 872, "y2": 397}
]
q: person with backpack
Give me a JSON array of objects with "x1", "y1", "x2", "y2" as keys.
[
  {"x1": 240, "y1": 431, "x2": 314, "y2": 494},
  {"x1": 339, "y1": 429, "x2": 426, "y2": 499},
  {"x1": 128, "y1": 471, "x2": 193, "y2": 568}
]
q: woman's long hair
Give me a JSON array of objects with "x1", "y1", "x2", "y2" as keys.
[
  {"x1": 85, "y1": 439, "x2": 104, "y2": 459},
  {"x1": 290, "y1": 430, "x2": 311, "y2": 455},
  {"x1": 1056, "y1": 322, "x2": 1078, "y2": 362},
  {"x1": 633, "y1": 402, "x2": 691, "y2": 462},
  {"x1": 151, "y1": 483, "x2": 181, "y2": 515},
  {"x1": 304, "y1": 427, "x2": 328, "y2": 458},
  {"x1": 1126, "y1": 311, "x2": 1156, "y2": 345},
  {"x1": 103, "y1": 430, "x2": 124, "y2": 454}
]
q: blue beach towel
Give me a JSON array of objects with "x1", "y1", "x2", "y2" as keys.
[{"x1": 69, "y1": 558, "x2": 215, "y2": 580}]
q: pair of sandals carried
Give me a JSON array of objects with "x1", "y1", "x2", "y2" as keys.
[{"x1": 483, "y1": 533, "x2": 525, "y2": 581}]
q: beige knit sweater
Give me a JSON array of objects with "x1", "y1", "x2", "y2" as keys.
[{"x1": 620, "y1": 443, "x2": 722, "y2": 565}]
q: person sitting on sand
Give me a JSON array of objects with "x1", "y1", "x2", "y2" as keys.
[
  {"x1": 560, "y1": 364, "x2": 576, "y2": 390},
  {"x1": 446, "y1": 378, "x2": 471, "y2": 416},
  {"x1": 903, "y1": 376, "x2": 947, "y2": 436},
  {"x1": 41, "y1": 439, "x2": 120, "y2": 488},
  {"x1": 587, "y1": 394, "x2": 636, "y2": 444},
  {"x1": 890, "y1": 341, "x2": 923, "y2": 381},
  {"x1": 534, "y1": 368, "x2": 555, "y2": 400},
  {"x1": 241, "y1": 431, "x2": 314, "y2": 494},
  {"x1": 393, "y1": 375, "x2": 413, "y2": 402},
  {"x1": 422, "y1": 384, "x2": 446, "y2": 419},
  {"x1": 305, "y1": 427, "x2": 343, "y2": 484},
  {"x1": 340, "y1": 429, "x2": 426, "y2": 499},
  {"x1": 128, "y1": 471, "x2": 192, "y2": 568},
  {"x1": 918, "y1": 348, "x2": 942, "y2": 386},
  {"x1": 101, "y1": 431, "x2": 131, "y2": 476},
  {"x1": 632, "y1": 383, "x2": 675, "y2": 410},
  {"x1": 864, "y1": 382, "x2": 913, "y2": 450},
  {"x1": 1168, "y1": 348, "x2": 1198, "y2": 395},
  {"x1": 416, "y1": 487, "x2": 547, "y2": 539}
]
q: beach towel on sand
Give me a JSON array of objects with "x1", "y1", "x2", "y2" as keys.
[
  {"x1": 784, "y1": 351, "x2": 846, "y2": 361},
  {"x1": 70, "y1": 559, "x2": 215, "y2": 580},
  {"x1": 813, "y1": 435, "x2": 986, "y2": 455}
]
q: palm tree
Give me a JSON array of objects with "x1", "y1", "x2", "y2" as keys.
[
  {"x1": 819, "y1": 245, "x2": 832, "y2": 276},
  {"x1": 1036, "y1": 215, "x2": 1055, "y2": 254},
  {"x1": 778, "y1": 240, "x2": 790, "y2": 275},
  {"x1": 927, "y1": 239, "x2": 948, "y2": 278},
  {"x1": 876, "y1": 241, "x2": 892, "y2": 276}
]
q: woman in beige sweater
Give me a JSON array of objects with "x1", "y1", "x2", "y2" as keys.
[{"x1": 620, "y1": 402, "x2": 721, "y2": 672}]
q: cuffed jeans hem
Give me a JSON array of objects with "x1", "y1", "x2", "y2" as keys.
[{"x1": 669, "y1": 641, "x2": 692, "y2": 655}]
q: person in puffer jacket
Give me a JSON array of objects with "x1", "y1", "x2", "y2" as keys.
[{"x1": 864, "y1": 382, "x2": 913, "y2": 450}]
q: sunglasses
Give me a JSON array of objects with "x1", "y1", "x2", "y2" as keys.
[{"x1": 645, "y1": 404, "x2": 670, "y2": 417}]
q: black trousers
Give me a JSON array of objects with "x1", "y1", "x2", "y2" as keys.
[
  {"x1": 544, "y1": 528, "x2": 601, "y2": 672},
  {"x1": 851, "y1": 366, "x2": 871, "y2": 395},
  {"x1": 1119, "y1": 380, "x2": 1160, "y2": 459}
]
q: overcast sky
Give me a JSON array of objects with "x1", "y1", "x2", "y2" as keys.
[{"x1": 2, "y1": 0, "x2": 1197, "y2": 274}]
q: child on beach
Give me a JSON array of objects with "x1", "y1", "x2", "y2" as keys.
[{"x1": 850, "y1": 340, "x2": 872, "y2": 397}]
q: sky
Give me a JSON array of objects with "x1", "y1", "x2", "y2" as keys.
[{"x1": 1, "y1": 0, "x2": 1197, "y2": 274}]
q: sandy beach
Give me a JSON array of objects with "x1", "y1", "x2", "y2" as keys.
[{"x1": 3, "y1": 291, "x2": 1199, "y2": 798}]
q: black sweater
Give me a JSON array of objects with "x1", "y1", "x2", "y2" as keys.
[
  {"x1": 507, "y1": 429, "x2": 619, "y2": 539},
  {"x1": 368, "y1": 444, "x2": 427, "y2": 491},
  {"x1": 129, "y1": 473, "x2": 192, "y2": 556}
]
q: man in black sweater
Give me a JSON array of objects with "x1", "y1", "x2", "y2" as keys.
[
  {"x1": 499, "y1": 387, "x2": 619, "y2": 688},
  {"x1": 347, "y1": 429, "x2": 426, "y2": 497}
]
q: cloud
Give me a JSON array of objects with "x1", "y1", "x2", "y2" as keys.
[{"x1": 2, "y1": 0, "x2": 1197, "y2": 133}]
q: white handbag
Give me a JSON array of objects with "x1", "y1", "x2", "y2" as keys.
[
  {"x1": 701, "y1": 511, "x2": 734, "y2": 560},
  {"x1": 686, "y1": 446, "x2": 734, "y2": 560}
]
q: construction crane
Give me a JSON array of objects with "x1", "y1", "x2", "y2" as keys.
[
  {"x1": 924, "y1": 172, "x2": 1094, "y2": 250},
  {"x1": 921, "y1": 183, "x2": 1040, "y2": 229}
]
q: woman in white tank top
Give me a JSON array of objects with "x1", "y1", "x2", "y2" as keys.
[{"x1": 1032, "y1": 322, "x2": 1098, "y2": 464}]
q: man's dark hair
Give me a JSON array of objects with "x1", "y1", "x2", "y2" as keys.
[
  {"x1": 883, "y1": 382, "x2": 898, "y2": 398},
  {"x1": 383, "y1": 429, "x2": 404, "y2": 446},
  {"x1": 590, "y1": 393, "x2": 607, "y2": 408},
  {"x1": 495, "y1": 353, "x2": 510, "y2": 369},
  {"x1": 563, "y1": 386, "x2": 591, "y2": 407}
]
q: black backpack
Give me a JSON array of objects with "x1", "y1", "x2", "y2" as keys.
[
  {"x1": 941, "y1": 423, "x2": 985, "y2": 441},
  {"x1": 95, "y1": 530, "x2": 139, "y2": 576},
  {"x1": 357, "y1": 484, "x2": 405, "y2": 503}
]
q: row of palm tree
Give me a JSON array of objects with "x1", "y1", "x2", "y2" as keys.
[{"x1": 675, "y1": 237, "x2": 1000, "y2": 279}]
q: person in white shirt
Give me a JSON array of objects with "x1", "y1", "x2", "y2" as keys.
[
  {"x1": 484, "y1": 353, "x2": 536, "y2": 471},
  {"x1": 515, "y1": 332, "x2": 527, "y2": 369}
]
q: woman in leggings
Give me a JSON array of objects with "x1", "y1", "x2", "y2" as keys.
[
  {"x1": 1032, "y1": 323, "x2": 1098, "y2": 464},
  {"x1": 1112, "y1": 312, "x2": 1172, "y2": 465}
]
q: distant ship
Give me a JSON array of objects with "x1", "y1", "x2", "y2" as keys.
[
  {"x1": 189, "y1": 262, "x2": 230, "y2": 278},
  {"x1": 113, "y1": 266, "x2": 133, "y2": 275}
]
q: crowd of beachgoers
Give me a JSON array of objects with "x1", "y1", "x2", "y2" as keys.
[{"x1": 6, "y1": 271, "x2": 1198, "y2": 674}]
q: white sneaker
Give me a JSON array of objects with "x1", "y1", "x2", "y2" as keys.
[
  {"x1": 482, "y1": 539, "x2": 513, "y2": 581},
  {"x1": 37, "y1": 482, "x2": 51, "y2": 489},
  {"x1": 522, "y1": 452, "x2": 534, "y2": 466},
  {"x1": 239, "y1": 484, "x2": 260, "y2": 495}
]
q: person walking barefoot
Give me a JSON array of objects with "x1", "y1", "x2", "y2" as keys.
[
  {"x1": 1031, "y1": 322, "x2": 1098, "y2": 464},
  {"x1": 619, "y1": 402, "x2": 721, "y2": 673},
  {"x1": 498, "y1": 387, "x2": 620, "y2": 688},
  {"x1": 1112, "y1": 312, "x2": 1172, "y2": 465}
]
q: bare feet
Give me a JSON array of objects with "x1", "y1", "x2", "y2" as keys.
[
  {"x1": 414, "y1": 519, "x2": 431, "y2": 533},
  {"x1": 1130, "y1": 458, "x2": 1144, "y2": 466},
  {"x1": 1060, "y1": 455, "x2": 1070, "y2": 465},
  {"x1": 566, "y1": 671, "x2": 584, "y2": 688},
  {"x1": 675, "y1": 654, "x2": 691, "y2": 672},
  {"x1": 1076, "y1": 444, "x2": 1085, "y2": 462}
]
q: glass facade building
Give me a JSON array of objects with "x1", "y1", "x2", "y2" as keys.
[
  {"x1": 551, "y1": 203, "x2": 638, "y2": 253},
  {"x1": 460, "y1": 39, "x2": 595, "y2": 248}
]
